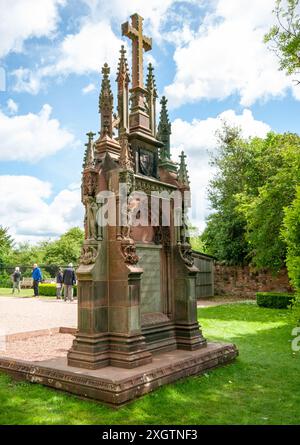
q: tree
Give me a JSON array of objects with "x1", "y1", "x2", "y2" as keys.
[
  {"x1": 237, "y1": 133, "x2": 300, "y2": 271},
  {"x1": 43, "y1": 227, "x2": 84, "y2": 265},
  {"x1": 200, "y1": 124, "x2": 255, "y2": 265},
  {"x1": 265, "y1": 0, "x2": 300, "y2": 79},
  {"x1": 189, "y1": 225, "x2": 206, "y2": 252},
  {"x1": 0, "y1": 226, "x2": 13, "y2": 267},
  {"x1": 282, "y1": 186, "x2": 300, "y2": 320},
  {"x1": 202, "y1": 126, "x2": 300, "y2": 270}
]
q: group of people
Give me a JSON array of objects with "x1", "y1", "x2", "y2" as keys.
[
  {"x1": 54, "y1": 264, "x2": 77, "y2": 302},
  {"x1": 11, "y1": 263, "x2": 77, "y2": 302}
]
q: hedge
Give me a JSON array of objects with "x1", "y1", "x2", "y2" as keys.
[
  {"x1": 39, "y1": 283, "x2": 77, "y2": 297},
  {"x1": 256, "y1": 292, "x2": 295, "y2": 309}
]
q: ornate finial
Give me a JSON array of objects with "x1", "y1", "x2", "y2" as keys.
[
  {"x1": 178, "y1": 151, "x2": 190, "y2": 187},
  {"x1": 157, "y1": 96, "x2": 171, "y2": 160},
  {"x1": 99, "y1": 63, "x2": 114, "y2": 138},
  {"x1": 116, "y1": 45, "x2": 130, "y2": 84},
  {"x1": 84, "y1": 131, "x2": 96, "y2": 169},
  {"x1": 119, "y1": 130, "x2": 134, "y2": 172},
  {"x1": 116, "y1": 46, "x2": 130, "y2": 135},
  {"x1": 146, "y1": 63, "x2": 156, "y2": 93},
  {"x1": 146, "y1": 63, "x2": 158, "y2": 136}
]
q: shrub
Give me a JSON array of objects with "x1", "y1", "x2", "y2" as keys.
[
  {"x1": 256, "y1": 292, "x2": 294, "y2": 309},
  {"x1": 39, "y1": 283, "x2": 77, "y2": 297}
]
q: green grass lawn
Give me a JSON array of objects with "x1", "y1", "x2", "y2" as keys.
[
  {"x1": 0, "y1": 288, "x2": 35, "y2": 297},
  {"x1": 0, "y1": 302, "x2": 299, "y2": 425}
]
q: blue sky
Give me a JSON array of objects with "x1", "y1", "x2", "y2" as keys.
[{"x1": 0, "y1": 0, "x2": 299, "y2": 243}]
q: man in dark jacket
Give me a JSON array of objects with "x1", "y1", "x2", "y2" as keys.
[
  {"x1": 32, "y1": 264, "x2": 42, "y2": 297},
  {"x1": 56, "y1": 267, "x2": 63, "y2": 299},
  {"x1": 63, "y1": 263, "x2": 76, "y2": 302}
]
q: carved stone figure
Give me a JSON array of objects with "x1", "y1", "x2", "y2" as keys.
[{"x1": 84, "y1": 196, "x2": 98, "y2": 240}]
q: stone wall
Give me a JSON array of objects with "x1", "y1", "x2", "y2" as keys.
[{"x1": 214, "y1": 264, "x2": 293, "y2": 298}]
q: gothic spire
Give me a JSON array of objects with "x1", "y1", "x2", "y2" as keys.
[
  {"x1": 178, "y1": 151, "x2": 190, "y2": 188},
  {"x1": 146, "y1": 63, "x2": 158, "y2": 137},
  {"x1": 116, "y1": 45, "x2": 130, "y2": 135},
  {"x1": 157, "y1": 96, "x2": 171, "y2": 160},
  {"x1": 83, "y1": 131, "x2": 96, "y2": 169},
  {"x1": 99, "y1": 63, "x2": 114, "y2": 138}
]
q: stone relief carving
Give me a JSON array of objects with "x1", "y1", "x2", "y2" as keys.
[
  {"x1": 178, "y1": 242, "x2": 194, "y2": 267},
  {"x1": 80, "y1": 245, "x2": 99, "y2": 265},
  {"x1": 121, "y1": 242, "x2": 139, "y2": 265}
]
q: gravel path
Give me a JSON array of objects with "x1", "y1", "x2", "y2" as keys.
[
  {"x1": 0, "y1": 333, "x2": 74, "y2": 362},
  {"x1": 0, "y1": 297, "x2": 77, "y2": 335}
]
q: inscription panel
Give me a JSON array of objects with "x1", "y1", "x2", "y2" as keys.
[{"x1": 136, "y1": 245, "x2": 162, "y2": 314}]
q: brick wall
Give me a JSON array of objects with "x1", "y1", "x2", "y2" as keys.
[{"x1": 214, "y1": 264, "x2": 293, "y2": 298}]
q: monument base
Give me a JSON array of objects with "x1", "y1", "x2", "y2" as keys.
[{"x1": 0, "y1": 342, "x2": 238, "y2": 406}]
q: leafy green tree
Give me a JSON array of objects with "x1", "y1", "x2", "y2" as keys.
[
  {"x1": 282, "y1": 186, "x2": 300, "y2": 290},
  {"x1": 0, "y1": 226, "x2": 14, "y2": 267},
  {"x1": 237, "y1": 133, "x2": 300, "y2": 270},
  {"x1": 189, "y1": 225, "x2": 206, "y2": 252},
  {"x1": 265, "y1": 0, "x2": 300, "y2": 78},
  {"x1": 11, "y1": 242, "x2": 47, "y2": 267},
  {"x1": 202, "y1": 126, "x2": 300, "y2": 269},
  {"x1": 43, "y1": 227, "x2": 84, "y2": 265},
  {"x1": 282, "y1": 186, "x2": 300, "y2": 320},
  {"x1": 201, "y1": 124, "x2": 254, "y2": 265}
]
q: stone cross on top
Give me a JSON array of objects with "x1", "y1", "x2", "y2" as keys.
[{"x1": 122, "y1": 13, "x2": 152, "y2": 90}]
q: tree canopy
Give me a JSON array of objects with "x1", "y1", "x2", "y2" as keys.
[
  {"x1": 201, "y1": 126, "x2": 300, "y2": 272},
  {"x1": 265, "y1": 0, "x2": 300, "y2": 78},
  {"x1": 0, "y1": 227, "x2": 84, "y2": 268}
]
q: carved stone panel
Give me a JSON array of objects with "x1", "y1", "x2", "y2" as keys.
[{"x1": 136, "y1": 245, "x2": 162, "y2": 314}]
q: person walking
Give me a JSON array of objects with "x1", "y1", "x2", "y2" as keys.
[
  {"x1": 56, "y1": 267, "x2": 63, "y2": 299},
  {"x1": 11, "y1": 267, "x2": 22, "y2": 294},
  {"x1": 32, "y1": 264, "x2": 42, "y2": 297},
  {"x1": 63, "y1": 263, "x2": 76, "y2": 303}
]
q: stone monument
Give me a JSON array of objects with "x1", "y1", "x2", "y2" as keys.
[
  {"x1": 0, "y1": 13, "x2": 237, "y2": 406},
  {"x1": 67, "y1": 11, "x2": 238, "y2": 394}
]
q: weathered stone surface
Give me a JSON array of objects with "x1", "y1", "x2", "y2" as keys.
[{"x1": 0, "y1": 342, "x2": 238, "y2": 406}]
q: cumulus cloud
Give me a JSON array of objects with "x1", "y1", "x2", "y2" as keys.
[
  {"x1": 0, "y1": 176, "x2": 83, "y2": 242},
  {"x1": 171, "y1": 109, "x2": 271, "y2": 231},
  {"x1": 11, "y1": 0, "x2": 193, "y2": 93},
  {"x1": 165, "y1": 0, "x2": 297, "y2": 108},
  {"x1": 0, "y1": 0, "x2": 65, "y2": 58},
  {"x1": 0, "y1": 104, "x2": 75, "y2": 162}
]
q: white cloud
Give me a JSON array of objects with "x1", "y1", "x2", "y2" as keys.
[
  {"x1": 0, "y1": 0, "x2": 65, "y2": 58},
  {"x1": 11, "y1": 0, "x2": 194, "y2": 93},
  {"x1": 0, "y1": 176, "x2": 83, "y2": 242},
  {"x1": 12, "y1": 20, "x2": 124, "y2": 93},
  {"x1": 171, "y1": 109, "x2": 271, "y2": 231},
  {"x1": 165, "y1": 0, "x2": 297, "y2": 108},
  {"x1": 82, "y1": 83, "x2": 96, "y2": 94},
  {"x1": 0, "y1": 104, "x2": 75, "y2": 162},
  {"x1": 6, "y1": 98, "x2": 18, "y2": 114},
  {"x1": 13, "y1": 68, "x2": 42, "y2": 95}
]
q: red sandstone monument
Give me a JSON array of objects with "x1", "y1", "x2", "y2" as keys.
[{"x1": 0, "y1": 13, "x2": 238, "y2": 406}]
